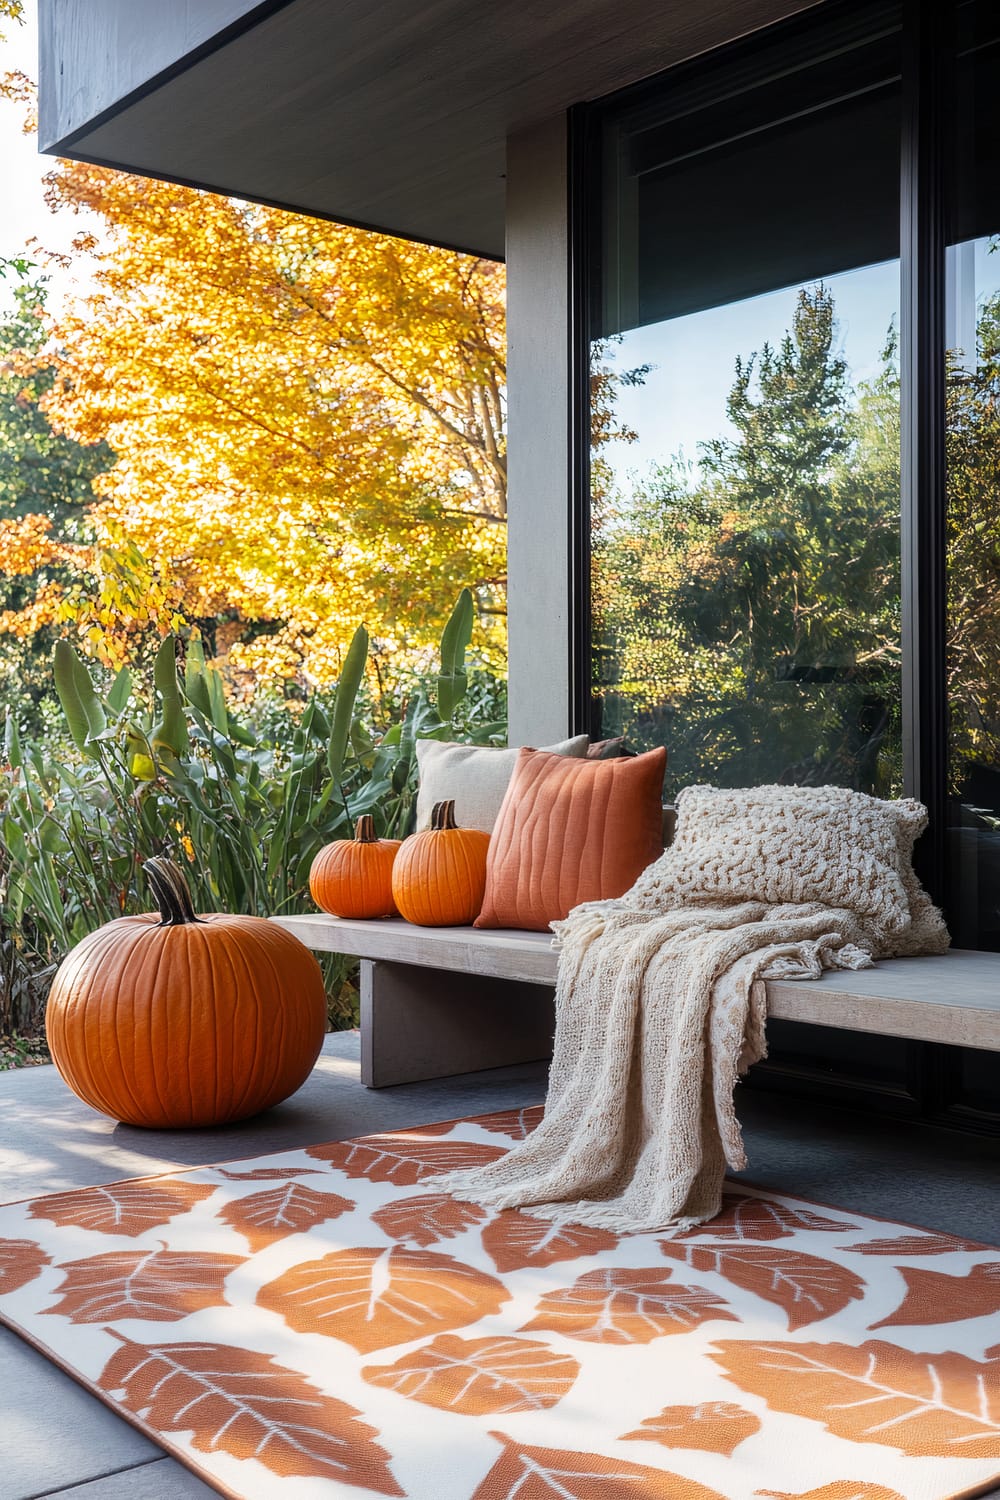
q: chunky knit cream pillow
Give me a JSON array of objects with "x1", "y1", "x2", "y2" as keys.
[
  {"x1": 879, "y1": 796, "x2": 951, "y2": 956},
  {"x1": 632, "y1": 783, "x2": 948, "y2": 954}
]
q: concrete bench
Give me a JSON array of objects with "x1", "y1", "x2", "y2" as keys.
[{"x1": 270, "y1": 913, "x2": 1000, "y2": 1088}]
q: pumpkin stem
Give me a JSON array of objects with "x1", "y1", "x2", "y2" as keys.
[
  {"x1": 430, "y1": 799, "x2": 458, "y2": 831},
  {"x1": 354, "y1": 815, "x2": 377, "y2": 843},
  {"x1": 144, "y1": 856, "x2": 205, "y2": 926}
]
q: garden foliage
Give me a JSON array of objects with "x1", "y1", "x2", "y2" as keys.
[
  {"x1": 0, "y1": 591, "x2": 505, "y2": 1039},
  {"x1": 593, "y1": 283, "x2": 1000, "y2": 802},
  {"x1": 3, "y1": 160, "x2": 506, "y2": 687}
]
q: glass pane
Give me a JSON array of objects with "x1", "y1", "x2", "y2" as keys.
[
  {"x1": 946, "y1": 2, "x2": 1000, "y2": 950},
  {"x1": 590, "y1": 14, "x2": 902, "y2": 802}
]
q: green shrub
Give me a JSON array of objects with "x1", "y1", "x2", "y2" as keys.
[
  {"x1": 0, "y1": 909, "x2": 55, "y2": 1058},
  {"x1": 0, "y1": 590, "x2": 505, "y2": 1033}
]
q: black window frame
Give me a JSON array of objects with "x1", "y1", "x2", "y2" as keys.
[
  {"x1": 568, "y1": 0, "x2": 948, "y2": 907},
  {"x1": 566, "y1": 0, "x2": 1000, "y2": 1130}
]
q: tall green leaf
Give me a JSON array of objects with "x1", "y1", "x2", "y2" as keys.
[
  {"x1": 4, "y1": 708, "x2": 22, "y2": 770},
  {"x1": 206, "y1": 662, "x2": 229, "y2": 736},
  {"x1": 151, "y1": 635, "x2": 188, "y2": 757},
  {"x1": 327, "y1": 625, "x2": 368, "y2": 783},
  {"x1": 106, "y1": 666, "x2": 133, "y2": 718},
  {"x1": 183, "y1": 634, "x2": 212, "y2": 717},
  {"x1": 437, "y1": 587, "x2": 474, "y2": 722},
  {"x1": 53, "y1": 640, "x2": 105, "y2": 758},
  {"x1": 72, "y1": 652, "x2": 106, "y2": 741}
]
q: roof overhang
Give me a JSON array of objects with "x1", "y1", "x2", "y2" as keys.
[{"x1": 39, "y1": 0, "x2": 817, "y2": 259}]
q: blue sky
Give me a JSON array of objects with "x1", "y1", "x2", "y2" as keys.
[
  {"x1": 598, "y1": 258, "x2": 901, "y2": 490},
  {"x1": 599, "y1": 241, "x2": 1000, "y2": 491}
]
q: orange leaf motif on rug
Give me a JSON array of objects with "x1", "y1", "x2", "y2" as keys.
[
  {"x1": 257, "y1": 1244, "x2": 509, "y2": 1352},
  {"x1": 713, "y1": 1338, "x2": 1000, "y2": 1457},
  {"x1": 621, "y1": 1402, "x2": 761, "y2": 1454},
  {"x1": 363, "y1": 1334, "x2": 580, "y2": 1414},
  {"x1": 28, "y1": 1179, "x2": 215, "y2": 1236},
  {"x1": 370, "y1": 1192, "x2": 488, "y2": 1248},
  {"x1": 869, "y1": 1262, "x2": 1000, "y2": 1328},
  {"x1": 305, "y1": 1135, "x2": 505, "y2": 1184},
  {"x1": 522, "y1": 1266, "x2": 736, "y2": 1343},
  {"x1": 472, "y1": 1105, "x2": 546, "y2": 1139},
  {"x1": 98, "y1": 1335, "x2": 403, "y2": 1491},
  {"x1": 44, "y1": 1248, "x2": 242, "y2": 1322},
  {"x1": 0, "y1": 1237, "x2": 50, "y2": 1293},
  {"x1": 482, "y1": 1211, "x2": 619, "y2": 1273},
  {"x1": 685, "y1": 1194, "x2": 856, "y2": 1242},
  {"x1": 472, "y1": 1433, "x2": 728, "y2": 1500},
  {"x1": 756, "y1": 1485, "x2": 907, "y2": 1499},
  {"x1": 660, "y1": 1243, "x2": 865, "y2": 1330},
  {"x1": 842, "y1": 1232, "x2": 988, "y2": 1256},
  {"x1": 218, "y1": 1182, "x2": 355, "y2": 1251}
]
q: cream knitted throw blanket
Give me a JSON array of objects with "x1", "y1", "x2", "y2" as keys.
[{"x1": 426, "y1": 784, "x2": 949, "y2": 1234}]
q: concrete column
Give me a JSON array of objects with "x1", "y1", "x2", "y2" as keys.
[{"x1": 504, "y1": 115, "x2": 573, "y2": 746}]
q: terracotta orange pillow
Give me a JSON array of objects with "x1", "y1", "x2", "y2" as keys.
[{"x1": 474, "y1": 745, "x2": 667, "y2": 932}]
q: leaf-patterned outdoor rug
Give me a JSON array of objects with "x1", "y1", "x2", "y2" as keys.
[{"x1": 0, "y1": 1105, "x2": 998, "y2": 1500}]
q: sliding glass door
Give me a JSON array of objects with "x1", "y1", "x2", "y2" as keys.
[
  {"x1": 585, "y1": 5, "x2": 902, "y2": 803},
  {"x1": 946, "y1": 0, "x2": 1000, "y2": 955},
  {"x1": 574, "y1": 0, "x2": 999, "y2": 1126}
]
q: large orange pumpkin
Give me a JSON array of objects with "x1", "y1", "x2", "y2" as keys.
[
  {"x1": 45, "y1": 857, "x2": 327, "y2": 1128},
  {"x1": 309, "y1": 815, "x2": 401, "y2": 918},
  {"x1": 391, "y1": 799, "x2": 490, "y2": 926}
]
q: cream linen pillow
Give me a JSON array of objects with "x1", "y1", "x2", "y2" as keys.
[{"x1": 414, "y1": 735, "x2": 589, "y2": 833}]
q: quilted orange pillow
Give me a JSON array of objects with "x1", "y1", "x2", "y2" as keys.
[{"x1": 474, "y1": 745, "x2": 667, "y2": 931}]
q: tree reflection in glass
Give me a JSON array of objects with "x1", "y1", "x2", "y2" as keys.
[
  {"x1": 591, "y1": 277, "x2": 902, "y2": 802},
  {"x1": 946, "y1": 238, "x2": 1000, "y2": 948}
]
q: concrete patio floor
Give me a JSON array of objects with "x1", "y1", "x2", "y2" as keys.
[{"x1": 1, "y1": 1032, "x2": 998, "y2": 1500}]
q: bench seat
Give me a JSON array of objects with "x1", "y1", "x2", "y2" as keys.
[{"x1": 271, "y1": 913, "x2": 1000, "y2": 1086}]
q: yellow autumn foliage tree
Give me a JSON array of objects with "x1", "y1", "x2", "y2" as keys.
[{"x1": 34, "y1": 159, "x2": 506, "y2": 686}]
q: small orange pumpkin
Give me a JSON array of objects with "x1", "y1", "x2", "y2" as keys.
[
  {"x1": 309, "y1": 815, "x2": 401, "y2": 919},
  {"x1": 45, "y1": 857, "x2": 327, "y2": 1129},
  {"x1": 391, "y1": 799, "x2": 490, "y2": 926}
]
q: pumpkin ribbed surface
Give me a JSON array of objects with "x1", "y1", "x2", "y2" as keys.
[
  {"x1": 46, "y1": 860, "x2": 327, "y2": 1129},
  {"x1": 391, "y1": 800, "x2": 490, "y2": 926},
  {"x1": 310, "y1": 816, "x2": 401, "y2": 919}
]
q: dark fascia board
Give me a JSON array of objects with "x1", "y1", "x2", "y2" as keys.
[
  {"x1": 39, "y1": 0, "x2": 508, "y2": 257},
  {"x1": 39, "y1": 0, "x2": 299, "y2": 155},
  {"x1": 48, "y1": 144, "x2": 502, "y2": 263}
]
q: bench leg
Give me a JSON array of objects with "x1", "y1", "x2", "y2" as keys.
[{"x1": 360, "y1": 959, "x2": 555, "y2": 1088}]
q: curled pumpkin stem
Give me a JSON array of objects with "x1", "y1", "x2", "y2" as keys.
[{"x1": 144, "y1": 856, "x2": 205, "y2": 926}]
